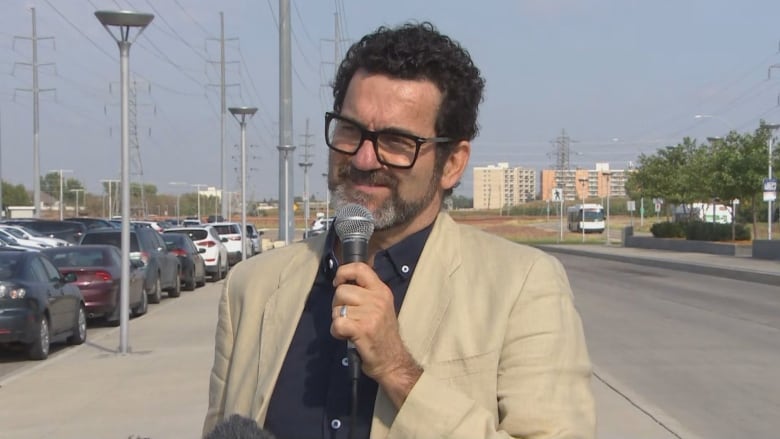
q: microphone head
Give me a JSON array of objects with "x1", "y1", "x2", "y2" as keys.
[{"x1": 334, "y1": 204, "x2": 375, "y2": 242}]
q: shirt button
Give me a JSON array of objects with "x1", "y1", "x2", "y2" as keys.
[
  {"x1": 341, "y1": 357, "x2": 349, "y2": 367},
  {"x1": 330, "y1": 419, "x2": 342, "y2": 430},
  {"x1": 401, "y1": 265, "x2": 410, "y2": 273}
]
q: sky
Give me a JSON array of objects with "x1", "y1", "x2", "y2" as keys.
[{"x1": 2, "y1": 0, "x2": 780, "y2": 202}]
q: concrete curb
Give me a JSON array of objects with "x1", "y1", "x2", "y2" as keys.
[{"x1": 535, "y1": 245, "x2": 780, "y2": 287}]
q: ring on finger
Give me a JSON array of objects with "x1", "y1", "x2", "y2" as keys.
[{"x1": 339, "y1": 304, "x2": 348, "y2": 318}]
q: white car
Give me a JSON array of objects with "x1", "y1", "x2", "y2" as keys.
[
  {"x1": 163, "y1": 226, "x2": 228, "y2": 282},
  {"x1": 210, "y1": 222, "x2": 251, "y2": 266},
  {"x1": 0, "y1": 225, "x2": 70, "y2": 247},
  {"x1": 0, "y1": 228, "x2": 50, "y2": 249}
]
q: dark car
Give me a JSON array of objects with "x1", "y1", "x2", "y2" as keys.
[
  {"x1": 1, "y1": 219, "x2": 87, "y2": 244},
  {"x1": 80, "y1": 228, "x2": 181, "y2": 304},
  {"x1": 162, "y1": 233, "x2": 207, "y2": 291},
  {"x1": 0, "y1": 250, "x2": 86, "y2": 360},
  {"x1": 64, "y1": 217, "x2": 120, "y2": 230},
  {"x1": 42, "y1": 245, "x2": 147, "y2": 325}
]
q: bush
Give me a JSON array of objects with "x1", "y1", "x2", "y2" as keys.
[
  {"x1": 650, "y1": 221, "x2": 685, "y2": 238},
  {"x1": 685, "y1": 222, "x2": 752, "y2": 241}
]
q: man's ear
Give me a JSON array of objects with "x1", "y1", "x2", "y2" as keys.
[{"x1": 441, "y1": 140, "x2": 470, "y2": 191}]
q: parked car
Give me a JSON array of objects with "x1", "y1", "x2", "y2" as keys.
[
  {"x1": 0, "y1": 228, "x2": 50, "y2": 249},
  {"x1": 209, "y1": 222, "x2": 250, "y2": 265},
  {"x1": 181, "y1": 219, "x2": 201, "y2": 227},
  {"x1": 245, "y1": 224, "x2": 263, "y2": 256},
  {"x1": 162, "y1": 233, "x2": 207, "y2": 291},
  {"x1": 0, "y1": 225, "x2": 70, "y2": 247},
  {"x1": 1, "y1": 219, "x2": 87, "y2": 244},
  {"x1": 42, "y1": 245, "x2": 147, "y2": 325},
  {"x1": 131, "y1": 220, "x2": 166, "y2": 233},
  {"x1": 65, "y1": 217, "x2": 120, "y2": 230},
  {"x1": 0, "y1": 250, "x2": 86, "y2": 360},
  {"x1": 79, "y1": 228, "x2": 181, "y2": 303},
  {"x1": 164, "y1": 226, "x2": 228, "y2": 282}
]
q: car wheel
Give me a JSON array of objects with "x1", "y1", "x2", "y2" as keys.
[
  {"x1": 185, "y1": 267, "x2": 196, "y2": 291},
  {"x1": 168, "y1": 271, "x2": 181, "y2": 298},
  {"x1": 148, "y1": 276, "x2": 162, "y2": 304},
  {"x1": 132, "y1": 288, "x2": 148, "y2": 316},
  {"x1": 67, "y1": 305, "x2": 87, "y2": 345},
  {"x1": 27, "y1": 315, "x2": 50, "y2": 361}
]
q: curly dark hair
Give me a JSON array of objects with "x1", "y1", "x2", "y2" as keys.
[{"x1": 332, "y1": 22, "x2": 485, "y2": 143}]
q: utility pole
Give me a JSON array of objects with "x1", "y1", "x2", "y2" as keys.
[
  {"x1": 278, "y1": 0, "x2": 296, "y2": 244},
  {"x1": 14, "y1": 7, "x2": 55, "y2": 218},
  {"x1": 549, "y1": 129, "x2": 574, "y2": 200},
  {"x1": 298, "y1": 119, "x2": 314, "y2": 237},
  {"x1": 108, "y1": 79, "x2": 152, "y2": 218},
  {"x1": 70, "y1": 188, "x2": 84, "y2": 217},
  {"x1": 0, "y1": 110, "x2": 3, "y2": 218},
  {"x1": 101, "y1": 179, "x2": 120, "y2": 218},
  {"x1": 207, "y1": 12, "x2": 239, "y2": 220}
]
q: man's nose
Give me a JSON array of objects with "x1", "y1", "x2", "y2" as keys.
[{"x1": 351, "y1": 137, "x2": 382, "y2": 170}]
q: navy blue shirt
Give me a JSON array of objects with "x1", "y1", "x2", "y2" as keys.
[{"x1": 264, "y1": 224, "x2": 433, "y2": 439}]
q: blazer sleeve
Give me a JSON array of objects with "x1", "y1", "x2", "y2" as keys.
[
  {"x1": 386, "y1": 253, "x2": 596, "y2": 439},
  {"x1": 202, "y1": 282, "x2": 235, "y2": 437}
]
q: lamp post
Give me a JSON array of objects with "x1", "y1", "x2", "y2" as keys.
[
  {"x1": 694, "y1": 114, "x2": 732, "y2": 133},
  {"x1": 228, "y1": 106, "x2": 257, "y2": 261},
  {"x1": 765, "y1": 123, "x2": 780, "y2": 240},
  {"x1": 192, "y1": 183, "x2": 208, "y2": 223},
  {"x1": 95, "y1": 9, "x2": 154, "y2": 355},
  {"x1": 322, "y1": 173, "x2": 330, "y2": 230},
  {"x1": 169, "y1": 182, "x2": 187, "y2": 225},
  {"x1": 50, "y1": 169, "x2": 73, "y2": 220},
  {"x1": 69, "y1": 188, "x2": 84, "y2": 217},
  {"x1": 602, "y1": 171, "x2": 612, "y2": 245},
  {"x1": 578, "y1": 177, "x2": 588, "y2": 243},
  {"x1": 707, "y1": 136, "x2": 724, "y2": 227}
]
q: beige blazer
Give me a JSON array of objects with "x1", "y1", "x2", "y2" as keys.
[{"x1": 203, "y1": 212, "x2": 595, "y2": 439}]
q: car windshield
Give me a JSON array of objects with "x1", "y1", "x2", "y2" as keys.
[
  {"x1": 47, "y1": 249, "x2": 106, "y2": 267},
  {"x1": 2, "y1": 228, "x2": 25, "y2": 239},
  {"x1": 81, "y1": 233, "x2": 140, "y2": 252}
]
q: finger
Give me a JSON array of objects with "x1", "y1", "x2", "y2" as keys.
[{"x1": 332, "y1": 262, "x2": 382, "y2": 288}]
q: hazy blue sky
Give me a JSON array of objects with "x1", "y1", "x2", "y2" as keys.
[{"x1": 2, "y1": 0, "x2": 780, "y2": 200}]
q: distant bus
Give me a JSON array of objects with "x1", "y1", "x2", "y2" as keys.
[{"x1": 567, "y1": 204, "x2": 605, "y2": 233}]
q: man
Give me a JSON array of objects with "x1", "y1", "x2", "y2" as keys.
[{"x1": 204, "y1": 22, "x2": 595, "y2": 439}]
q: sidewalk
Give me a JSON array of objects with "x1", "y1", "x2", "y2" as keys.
[
  {"x1": 0, "y1": 244, "x2": 741, "y2": 439},
  {"x1": 536, "y1": 244, "x2": 780, "y2": 286}
]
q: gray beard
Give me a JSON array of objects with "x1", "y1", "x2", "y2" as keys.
[{"x1": 331, "y1": 171, "x2": 440, "y2": 231}]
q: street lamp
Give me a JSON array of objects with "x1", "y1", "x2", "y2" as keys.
[
  {"x1": 192, "y1": 183, "x2": 208, "y2": 223},
  {"x1": 69, "y1": 188, "x2": 84, "y2": 217},
  {"x1": 228, "y1": 106, "x2": 257, "y2": 262},
  {"x1": 694, "y1": 114, "x2": 732, "y2": 134},
  {"x1": 49, "y1": 169, "x2": 73, "y2": 220},
  {"x1": 764, "y1": 123, "x2": 780, "y2": 240},
  {"x1": 602, "y1": 171, "x2": 613, "y2": 245},
  {"x1": 707, "y1": 136, "x2": 724, "y2": 227},
  {"x1": 169, "y1": 182, "x2": 188, "y2": 225},
  {"x1": 322, "y1": 173, "x2": 330, "y2": 230},
  {"x1": 578, "y1": 177, "x2": 588, "y2": 243},
  {"x1": 95, "y1": 9, "x2": 154, "y2": 355}
]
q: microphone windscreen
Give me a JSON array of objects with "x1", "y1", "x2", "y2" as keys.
[
  {"x1": 334, "y1": 204, "x2": 375, "y2": 241},
  {"x1": 205, "y1": 414, "x2": 276, "y2": 439}
]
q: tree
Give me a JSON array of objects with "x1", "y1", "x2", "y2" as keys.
[{"x1": 1, "y1": 182, "x2": 32, "y2": 207}]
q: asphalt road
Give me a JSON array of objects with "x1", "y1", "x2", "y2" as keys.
[{"x1": 557, "y1": 252, "x2": 780, "y2": 439}]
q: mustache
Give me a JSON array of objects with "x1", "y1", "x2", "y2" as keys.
[{"x1": 336, "y1": 165, "x2": 397, "y2": 187}]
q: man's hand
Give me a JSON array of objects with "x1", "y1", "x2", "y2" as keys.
[{"x1": 331, "y1": 262, "x2": 422, "y2": 408}]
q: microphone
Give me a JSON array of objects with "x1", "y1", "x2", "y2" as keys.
[
  {"x1": 205, "y1": 414, "x2": 277, "y2": 439},
  {"x1": 334, "y1": 203, "x2": 375, "y2": 264},
  {"x1": 333, "y1": 204, "x2": 375, "y2": 438}
]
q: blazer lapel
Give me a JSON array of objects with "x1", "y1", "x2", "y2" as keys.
[
  {"x1": 252, "y1": 236, "x2": 327, "y2": 422},
  {"x1": 371, "y1": 212, "x2": 461, "y2": 437}
]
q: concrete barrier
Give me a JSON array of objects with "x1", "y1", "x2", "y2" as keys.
[
  {"x1": 752, "y1": 240, "x2": 780, "y2": 260},
  {"x1": 623, "y1": 226, "x2": 752, "y2": 257}
]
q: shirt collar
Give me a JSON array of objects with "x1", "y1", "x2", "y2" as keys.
[{"x1": 320, "y1": 220, "x2": 435, "y2": 281}]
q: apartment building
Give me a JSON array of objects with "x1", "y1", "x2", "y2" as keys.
[
  {"x1": 473, "y1": 163, "x2": 538, "y2": 210},
  {"x1": 540, "y1": 162, "x2": 629, "y2": 202}
]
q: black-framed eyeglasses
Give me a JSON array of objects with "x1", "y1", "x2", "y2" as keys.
[{"x1": 325, "y1": 112, "x2": 452, "y2": 169}]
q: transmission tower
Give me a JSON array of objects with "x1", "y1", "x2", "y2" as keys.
[
  {"x1": 13, "y1": 7, "x2": 55, "y2": 218},
  {"x1": 298, "y1": 119, "x2": 314, "y2": 235}
]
